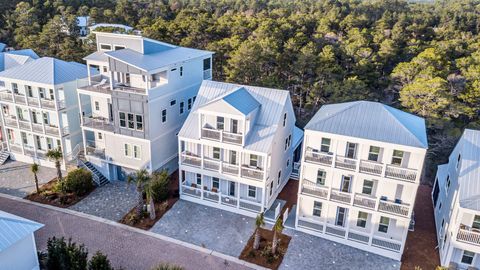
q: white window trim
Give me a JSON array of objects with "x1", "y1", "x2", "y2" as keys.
[
  {"x1": 133, "y1": 144, "x2": 141, "y2": 160},
  {"x1": 119, "y1": 111, "x2": 143, "y2": 131},
  {"x1": 99, "y1": 43, "x2": 112, "y2": 51}
]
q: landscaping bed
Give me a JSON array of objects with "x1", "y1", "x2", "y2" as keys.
[
  {"x1": 25, "y1": 178, "x2": 95, "y2": 208},
  {"x1": 119, "y1": 170, "x2": 179, "y2": 230},
  {"x1": 239, "y1": 227, "x2": 291, "y2": 270}
]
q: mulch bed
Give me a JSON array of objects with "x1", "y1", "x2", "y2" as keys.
[
  {"x1": 24, "y1": 178, "x2": 95, "y2": 208},
  {"x1": 119, "y1": 171, "x2": 179, "y2": 230},
  {"x1": 401, "y1": 185, "x2": 440, "y2": 269},
  {"x1": 239, "y1": 228, "x2": 291, "y2": 270}
]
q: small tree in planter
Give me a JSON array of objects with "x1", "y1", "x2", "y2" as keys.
[
  {"x1": 45, "y1": 237, "x2": 88, "y2": 270},
  {"x1": 46, "y1": 147, "x2": 64, "y2": 190},
  {"x1": 254, "y1": 212, "x2": 265, "y2": 250},
  {"x1": 31, "y1": 163, "x2": 40, "y2": 194},
  {"x1": 88, "y1": 251, "x2": 113, "y2": 270},
  {"x1": 127, "y1": 168, "x2": 151, "y2": 218},
  {"x1": 272, "y1": 217, "x2": 284, "y2": 254}
]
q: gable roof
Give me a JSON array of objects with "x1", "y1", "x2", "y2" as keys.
[
  {"x1": 305, "y1": 101, "x2": 428, "y2": 149},
  {"x1": 199, "y1": 87, "x2": 261, "y2": 116},
  {"x1": 0, "y1": 57, "x2": 90, "y2": 85},
  {"x1": 0, "y1": 49, "x2": 39, "y2": 72},
  {"x1": 0, "y1": 211, "x2": 43, "y2": 252},
  {"x1": 104, "y1": 47, "x2": 213, "y2": 72},
  {"x1": 454, "y1": 129, "x2": 480, "y2": 211},
  {"x1": 179, "y1": 80, "x2": 292, "y2": 153}
]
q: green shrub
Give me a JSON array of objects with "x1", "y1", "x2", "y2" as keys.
[
  {"x1": 46, "y1": 237, "x2": 88, "y2": 270},
  {"x1": 88, "y1": 251, "x2": 113, "y2": 270},
  {"x1": 151, "y1": 263, "x2": 184, "y2": 270},
  {"x1": 149, "y1": 170, "x2": 170, "y2": 202},
  {"x1": 64, "y1": 168, "x2": 94, "y2": 196}
]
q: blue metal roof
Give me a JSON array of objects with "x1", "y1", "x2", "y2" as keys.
[
  {"x1": 0, "y1": 211, "x2": 43, "y2": 252},
  {"x1": 0, "y1": 57, "x2": 91, "y2": 85},
  {"x1": 222, "y1": 87, "x2": 261, "y2": 115},
  {"x1": 305, "y1": 101, "x2": 428, "y2": 149}
]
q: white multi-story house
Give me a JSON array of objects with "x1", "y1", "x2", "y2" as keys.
[
  {"x1": 76, "y1": 30, "x2": 213, "y2": 182},
  {"x1": 295, "y1": 101, "x2": 428, "y2": 260},
  {"x1": 0, "y1": 57, "x2": 91, "y2": 168},
  {"x1": 177, "y1": 80, "x2": 303, "y2": 217},
  {"x1": 433, "y1": 129, "x2": 480, "y2": 269}
]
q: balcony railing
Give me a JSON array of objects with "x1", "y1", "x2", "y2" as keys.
[
  {"x1": 18, "y1": 120, "x2": 30, "y2": 130},
  {"x1": 353, "y1": 193, "x2": 377, "y2": 210},
  {"x1": 45, "y1": 126, "x2": 60, "y2": 136},
  {"x1": 32, "y1": 123, "x2": 43, "y2": 133},
  {"x1": 457, "y1": 226, "x2": 480, "y2": 246},
  {"x1": 335, "y1": 155, "x2": 357, "y2": 171},
  {"x1": 241, "y1": 166, "x2": 264, "y2": 180},
  {"x1": 0, "y1": 91, "x2": 13, "y2": 101},
  {"x1": 359, "y1": 159, "x2": 383, "y2": 175},
  {"x1": 181, "y1": 183, "x2": 262, "y2": 213},
  {"x1": 330, "y1": 189, "x2": 352, "y2": 204},
  {"x1": 201, "y1": 127, "x2": 243, "y2": 145},
  {"x1": 301, "y1": 179, "x2": 329, "y2": 199},
  {"x1": 304, "y1": 150, "x2": 333, "y2": 166},
  {"x1": 40, "y1": 99, "x2": 56, "y2": 109},
  {"x1": 85, "y1": 140, "x2": 105, "y2": 159},
  {"x1": 9, "y1": 143, "x2": 22, "y2": 153},
  {"x1": 82, "y1": 117, "x2": 115, "y2": 132},
  {"x1": 77, "y1": 77, "x2": 112, "y2": 94},
  {"x1": 372, "y1": 236, "x2": 402, "y2": 252},
  {"x1": 4, "y1": 117, "x2": 17, "y2": 127},
  {"x1": 27, "y1": 97, "x2": 39, "y2": 107},
  {"x1": 325, "y1": 225, "x2": 346, "y2": 238},
  {"x1": 385, "y1": 165, "x2": 417, "y2": 182},
  {"x1": 378, "y1": 199, "x2": 410, "y2": 217},
  {"x1": 222, "y1": 163, "x2": 239, "y2": 175},
  {"x1": 13, "y1": 94, "x2": 26, "y2": 104},
  {"x1": 180, "y1": 152, "x2": 202, "y2": 167},
  {"x1": 204, "y1": 158, "x2": 220, "y2": 171}
]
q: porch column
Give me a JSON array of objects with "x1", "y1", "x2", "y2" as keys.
[
  {"x1": 178, "y1": 170, "x2": 183, "y2": 196},
  {"x1": 200, "y1": 174, "x2": 204, "y2": 200},
  {"x1": 236, "y1": 182, "x2": 240, "y2": 209}
]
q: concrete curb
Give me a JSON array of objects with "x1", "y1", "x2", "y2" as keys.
[{"x1": 0, "y1": 193, "x2": 268, "y2": 270}]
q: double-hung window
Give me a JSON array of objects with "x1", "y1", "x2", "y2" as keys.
[
  {"x1": 357, "y1": 212, "x2": 368, "y2": 228},
  {"x1": 127, "y1": 113, "x2": 134, "y2": 129},
  {"x1": 391, "y1": 150, "x2": 404, "y2": 166},
  {"x1": 136, "y1": 115, "x2": 143, "y2": 130},
  {"x1": 133, "y1": 145, "x2": 141, "y2": 159},
  {"x1": 119, "y1": 112, "x2": 126, "y2": 127},
  {"x1": 472, "y1": 215, "x2": 480, "y2": 230},
  {"x1": 250, "y1": 154, "x2": 258, "y2": 167},
  {"x1": 362, "y1": 180, "x2": 374, "y2": 195},
  {"x1": 368, "y1": 146, "x2": 380, "y2": 162},
  {"x1": 162, "y1": 109, "x2": 167, "y2": 123},
  {"x1": 124, "y1": 144, "x2": 131, "y2": 157},
  {"x1": 119, "y1": 112, "x2": 143, "y2": 131},
  {"x1": 313, "y1": 201, "x2": 322, "y2": 217},
  {"x1": 12, "y1": 83, "x2": 18, "y2": 93},
  {"x1": 320, "y1": 138, "x2": 331, "y2": 153},
  {"x1": 95, "y1": 101, "x2": 100, "y2": 111},
  {"x1": 212, "y1": 177, "x2": 220, "y2": 189},
  {"x1": 378, "y1": 216, "x2": 390, "y2": 233},
  {"x1": 216, "y1": 116, "x2": 224, "y2": 130},
  {"x1": 196, "y1": 174, "x2": 202, "y2": 185},
  {"x1": 316, "y1": 170, "x2": 326, "y2": 185},
  {"x1": 461, "y1": 251, "x2": 475, "y2": 265},
  {"x1": 248, "y1": 185, "x2": 256, "y2": 198},
  {"x1": 180, "y1": 102, "x2": 184, "y2": 114},
  {"x1": 213, "y1": 147, "x2": 221, "y2": 159},
  {"x1": 188, "y1": 98, "x2": 192, "y2": 110},
  {"x1": 26, "y1": 85, "x2": 33, "y2": 97},
  {"x1": 21, "y1": 132, "x2": 28, "y2": 145}
]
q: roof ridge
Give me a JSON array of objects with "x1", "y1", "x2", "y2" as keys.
[
  {"x1": 310, "y1": 101, "x2": 362, "y2": 125},
  {"x1": 0, "y1": 215, "x2": 42, "y2": 227},
  {"x1": 382, "y1": 104, "x2": 426, "y2": 148}
]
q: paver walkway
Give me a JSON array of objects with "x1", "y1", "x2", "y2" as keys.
[
  {"x1": 69, "y1": 181, "x2": 138, "y2": 221},
  {"x1": 151, "y1": 200, "x2": 255, "y2": 257},
  {"x1": 0, "y1": 160, "x2": 58, "y2": 197},
  {"x1": 0, "y1": 195, "x2": 253, "y2": 270},
  {"x1": 281, "y1": 229, "x2": 401, "y2": 270}
]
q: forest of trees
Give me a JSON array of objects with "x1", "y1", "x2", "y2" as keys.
[{"x1": 1, "y1": 0, "x2": 480, "y2": 182}]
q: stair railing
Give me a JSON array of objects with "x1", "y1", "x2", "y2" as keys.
[{"x1": 77, "y1": 159, "x2": 101, "y2": 186}]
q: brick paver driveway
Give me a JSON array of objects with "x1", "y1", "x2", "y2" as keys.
[{"x1": 0, "y1": 195, "x2": 253, "y2": 270}]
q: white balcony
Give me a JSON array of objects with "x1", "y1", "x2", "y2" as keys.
[
  {"x1": 82, "y1": 117, "x2": 115, "y2": 132},
  {"x1": 241, "y1": 165, "x2": 264, "y2": 181},
  {"x1": 304, "y1": 149, "x2": 333, "y2": 166},
  {"x1": 330, "y1": 188, "x2": 352, "y2": 204},
  {"x1": 301, "y1": 179, "x2": 329, "y2": 199},
  {"x1": 201, "y1": 127, "x2": 243, "y2": 145},
  {"x1": 353, "y1": 193, "x2": 377, "y2": 210},
  {"x1": 457, "y1": 225, "x2": 480, "y2": 246},
  {"x1": 371, "y1": 236, "x2": 402, "y2": 252},
  {"x1": 335, "y1": 155, "x2": 357, "y2": 171},
  {"x1": 85, "y1": 140, "x2": 106, "y2": 159},
  {"x1": 0, "y1": 91, "x2": 13, "y2": 102},
  {"x1": 385, "y1": 165, "x2": 417, "y2": 182},
  {"x1": 359, "y1": 159, "x2": 383, "y2": 175},
  {"x1": 180, "y1": 152, "x2": 202, "y2": 167},
  {"x1": 13, "y1": 94, "x2": 26, "y2": 104},
  {"x1": 378, "y1": 199, "x2": 410, "y2": 217}
]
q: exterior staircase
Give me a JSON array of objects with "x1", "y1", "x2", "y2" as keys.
[
  {"x1": 0, "y1": 142, "x2": 9, "y2": 165},
  {"x1": 81, "y1": 160, "x2": 109, "y2": 186}
]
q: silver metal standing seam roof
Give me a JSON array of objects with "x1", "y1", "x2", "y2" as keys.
[
  {"x1": 0, "y1": 43, "x2": 6, "y2": 52},
  {"x1": 104, "y1": 47, "x2": 213, "y2": 72},
  {"x1": 305, "y1": 101, "x2": 428, "y2": 149},
  {"x1": 83, "y1": 51, "x2": 109, "y2": 62},
  {"x1": 451, "y1": 129, "x2": 480, "y2": 211},
  {"x1": 0, "y1": 57, "x2": 90, "y2": 85},
  {"x1": 179, "y1": 80, "x2": 293, "y2": 153},
  {"x1": 0, "y1": 211, "x2": 43, "y2": 252}
]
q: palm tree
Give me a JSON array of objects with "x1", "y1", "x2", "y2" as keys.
[
  {"x1": 46, "y1": 147, "x2": 63, "y2": 189},
  {"x1": 144, "y1": 181, "x2": 156, "y2": 220},
  {"x1": 272, "y1": 217, "x2": 284, "y2": 254},
  {"x1": 253, "y1": 212, "x2": 265, "y2": 250},
  {"x1": 127, "y1": 168, "x2": 151, "y2": 218},
  {"x1": 31, "y1": 163, "x2": 40, "y2": 194}
]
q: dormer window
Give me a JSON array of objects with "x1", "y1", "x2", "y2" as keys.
[{"x1": 216, "y1": 117, "x2": 224, "y2": 130}]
